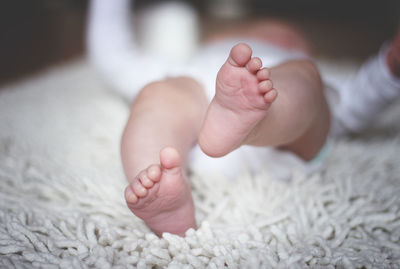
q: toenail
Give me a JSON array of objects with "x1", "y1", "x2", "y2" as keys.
[
  {"x1": 253, "y1": 58, "x2": 261, "y2": 67},
  {"x1": 248, "y1": 58, "x2": 261, "y2": 71}
]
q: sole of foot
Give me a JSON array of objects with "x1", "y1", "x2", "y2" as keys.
[
  {"x1": 199, "y1": 43, "x2": 277, "y2": 157},
  {"x1": 124, "y1": 147, "x2": 196, "y2": 237}
]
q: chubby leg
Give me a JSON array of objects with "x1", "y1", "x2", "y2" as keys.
[
  {"x1": 199, "y1": 43, "x2": 330, "y2": 160},
  {"x1": 247, "y1": 58, "x2": 330, "y2": 160},
  {"x1": 121, "y1": 77, "x2": 207, "y2": 236}
]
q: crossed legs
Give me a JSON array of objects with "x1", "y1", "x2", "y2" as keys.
[{"x1": 121, "y1": 43, "x2": 330, "y2": 236}]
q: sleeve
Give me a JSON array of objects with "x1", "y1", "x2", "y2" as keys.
[
  {"x1": 332, "y1": 44, "x2": 400, "y2": 135},
  {"x1": 86, "y1": 0, "x2": 169, "y2": 100}
]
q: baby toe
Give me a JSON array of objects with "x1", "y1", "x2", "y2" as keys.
[
  {"x1": 259, "y1": 80, "x2": 273, "y2": 93},
  {"x1": 264, "y1": 88, "x2": 278, "y2": 103},
  {"x1": 132, "y1": 177, "x2": 148, "y2": 197},
  {"x1": 257, "y1": 68, "x2": 270, "y2": 80},
  {"x1": 146, "y1": 165, "x2": 162, "y2": 182},
  {"x1": 246, "y1": 57, "x2": 262, "y2": 73},
  {"x1": 229, "y1": 43, "x2": 252, "y2": 67},
  {"x1": 140, "y1": 173, "x2": 154, "y2": 188},
  {"x1": 124, "y1": 185, "x2": 138, "y2": 205}
]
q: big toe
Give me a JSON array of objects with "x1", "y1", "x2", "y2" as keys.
[
  {"x1": 228, "y1": 43, "x2": 252, "y2": 67},
  {"x1": 160, "y1": 147, "x2": 182, "y2": 171}
]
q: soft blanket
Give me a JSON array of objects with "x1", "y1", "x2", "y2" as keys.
[{"x1": 0, "y1": 60, "x2": 400, "y2": 268}]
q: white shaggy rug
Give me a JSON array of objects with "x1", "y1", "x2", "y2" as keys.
[{"x1": 1, "y1": 59, "x2": 400, "y2": 268}]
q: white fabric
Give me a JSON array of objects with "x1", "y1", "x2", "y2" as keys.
[
  {"x1": 178, "y1": 38, "x2": 306, "y2": 101},
  {"x1": 87, "y1": 0, "x2": 318, "y2": 179},
  {"x1": 1, "y1": 61, "x2": 400, "y2": 268},
  {"x1": 86, "y1": 0, "x2": 305, "y2": 102},
  {"x1": 87, "y1": 0, "x2": 400, "y2": 138},
  {"x1": 333, "y1": 45, "x2": 400, "y2": 135},
  {"x1": 87, "y1": 0, "x2": 175, "y2": 99},
  {"x1": 137, "y1": 1, "x2": 200, "y2": 61},
  {"x1": 87, "y1": 0, "x2": 400, "y2": 178}
]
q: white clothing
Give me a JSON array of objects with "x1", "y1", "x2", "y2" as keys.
[
  {"x1": 87, "y1": 0, "x2": 399, "y2": 179},
  {"x1": 86, "y1": 0, "x2": 306, "y2": 102},
  {"x1": 86, "y1": 0, "x2": 322, "y2": 180},
  {"x1": 333, "y1": 44, "x2": 400, "y2": 135}
]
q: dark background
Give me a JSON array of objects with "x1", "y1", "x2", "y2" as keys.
[{"x1": 0, "y1": 0, "x2": 399, "y2": 86}]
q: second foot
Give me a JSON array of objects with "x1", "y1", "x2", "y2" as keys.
[
  {"x1": 124, "y1": 147, "x2": 196, "y2": 237},
  {"x1": 199, "y1": 43, "x2": 278, "y2": 157}
]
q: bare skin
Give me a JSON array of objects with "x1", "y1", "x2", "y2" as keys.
[
  {"x1": 199, "y1": 43, "x2": 330, "y2": 160},
  {"x1": 122, "y1": 42, "x2": 330, "y2": 236},
  {"x1": 198, "y1": 43, "x2": 278, "y2": 157},
  {"x1": 386, "y1": 28, "x2": 400, "y2": 78},
  {"x1": 122, "y1": 77, "x2": 207, "y2": 237},
  {"x1": 119, "y1": 17, "x2": 337, "y2": 236},
  {"x1": 124, "y1": 147, "x2": 196, "y2": 236}
]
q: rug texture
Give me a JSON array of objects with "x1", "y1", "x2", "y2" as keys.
[{"x1": 0, "y1": 60, "x2": 400, "y2": 268}]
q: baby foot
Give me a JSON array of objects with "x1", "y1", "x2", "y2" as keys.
[
  {"x1": 124, "y1": 147, "x2": 196, "y2": 237},
  {"x1": 199, "y1": 43, "x2": 277, "y2": 157}
]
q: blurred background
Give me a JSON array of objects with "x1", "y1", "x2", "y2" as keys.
[{"x1": 0, "y1": 0, "x2": 399, "y2": 87}]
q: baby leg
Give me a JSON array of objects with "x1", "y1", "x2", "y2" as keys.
[
  {"x1": 122, "y1": 77, "x2": 207, "y2": 236},
  {"x1": 334, "y1": 28, "x2": 400, "y2": 134},
  {"x1": 199, "y1": 43, "x2": 330, "y2": 160}
]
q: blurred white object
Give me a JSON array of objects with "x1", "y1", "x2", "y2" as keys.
[
  {"x1": 86, "y1": 0, "x2": 199, "y2": 100},
  {"x1": 189, "y1": 143, "x2": 329, "y2": 181},
  {"x1": 137, "y1": 1, "x2": 199, "y2": 62},
  {"x1": 332, "y1": 45, "x2": 400, "y2": 135}
]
